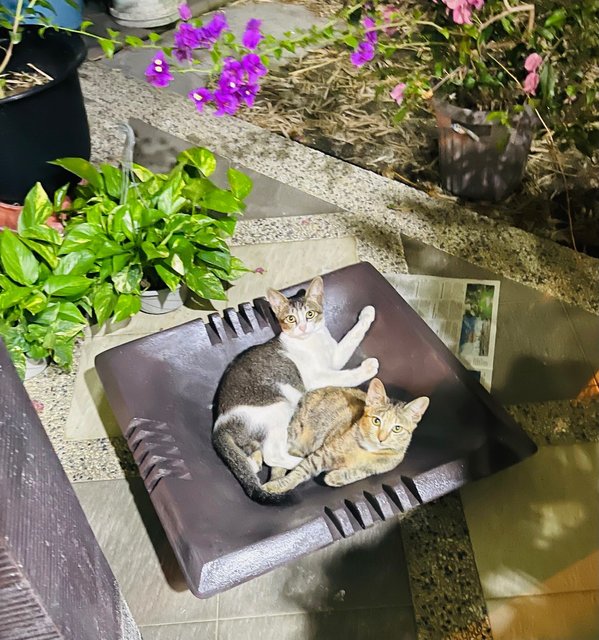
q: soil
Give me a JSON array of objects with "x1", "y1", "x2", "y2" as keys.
[{"x1": 234, "y1": 0, "x2": 599, "y2": 258}]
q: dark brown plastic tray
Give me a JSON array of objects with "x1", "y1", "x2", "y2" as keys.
[{"x1": 95, "y1": 262, "x2": 537, "y2": 598}]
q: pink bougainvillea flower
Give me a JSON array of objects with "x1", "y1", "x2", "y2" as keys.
[
  {"x1": 390, "y1": 82, "x2": 407, "y2": 105},
  {"x1": 524, "y1": 52, "x2": 543, "y2": 73},
  {"x1": 254, "y1": 266, "x2": 266, "y2": 274},
  {"x1": 468, "y1": 0, "x2": 484, "y2": 9},
  {"x1": 188, "y1": 87, "x2": 213, "y2": 112},
  {"x1": 381, "y1": 5, "x2": 399, "y2": 35},
  {"x1": 523, "y1": 71, "x2": 540, "y2": 95},
  {"x1": 178, "y1": 3, "x2": 192, "y2": 20},
  {"x1": 242, "y1": 18, "x2": 263, "y2": 49},
  {"x1": 145, "y1": 52, "x2": 173, "y2": 88},
  {"x1": 350, "y1": 41, "x2": 375, "y2": 67}
]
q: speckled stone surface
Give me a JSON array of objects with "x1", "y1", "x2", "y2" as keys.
[{"x1": 23, "y1": 61, "x2": 599, "y2": 640}]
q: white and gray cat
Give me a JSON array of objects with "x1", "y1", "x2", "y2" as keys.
[{"x1": 213, "y1": 276, "x2": 378, "y2": 503}]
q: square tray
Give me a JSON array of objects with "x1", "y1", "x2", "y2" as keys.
[{"x1": 95, "y1": 262, "x2": 536, "y2": 598}]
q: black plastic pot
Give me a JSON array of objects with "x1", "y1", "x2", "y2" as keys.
[
  {"x1": 434, "y1": 99, "x2": 537, "y2": 202},
  {"x1": 0, "y1": 28, "x2": 90, "y2": 203}
]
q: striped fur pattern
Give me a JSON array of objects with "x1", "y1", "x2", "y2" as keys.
[{"x1": 262, "y1": 379, "x2": 429, "y2": 493}]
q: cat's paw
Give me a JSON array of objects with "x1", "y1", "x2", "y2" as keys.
[
  {"x1": 361, "y1": 357, "x2": 379, "y2": 378},
  {"x1": 323, "y1": 471, "x2": 348, "y2": 487},
  {"x1": 262, "y1": 479, "x2": 287, "y2": 494},
  {"x1": 359, "y1": 305, "x2": 376, "y2": 326}
]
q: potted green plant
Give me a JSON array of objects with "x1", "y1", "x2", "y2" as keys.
[
  {"x1": 0, "y1": 184, "x2": 90, "y2": 378},
  {"x1": 53, "y1": 145, "x2": 250, "y2": 320}
]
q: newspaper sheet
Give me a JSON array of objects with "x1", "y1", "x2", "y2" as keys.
[{"x1": 385, "y1": 274, "x2": 501, "y2": 391}]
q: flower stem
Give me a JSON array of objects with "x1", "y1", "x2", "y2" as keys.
[{"x1": 0, "y1": 0, "x2": 24, "y2": 75}]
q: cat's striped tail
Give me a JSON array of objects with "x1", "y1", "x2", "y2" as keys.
[{"x1": 212, "y1": 421, "x2": 288, "y2": 505}]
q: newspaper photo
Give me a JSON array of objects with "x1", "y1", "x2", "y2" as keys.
[{"x1": 385, "y1": 274, "x2": 501, "y2": 391}]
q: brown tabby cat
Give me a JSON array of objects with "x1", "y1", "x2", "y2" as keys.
[{"x1": 262, "y1": 378, "x2": 429, "y2": 493}]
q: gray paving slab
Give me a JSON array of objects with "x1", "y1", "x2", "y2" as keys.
[{"x1": 401, "y1": 234, "x2": 595, "y2": 404}]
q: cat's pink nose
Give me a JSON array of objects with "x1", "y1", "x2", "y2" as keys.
[
  {"x1": 299, "y1": 323, "x2": 307, "y2": 332},
  {"x1": 378, "y1": 432, "x2": 387, "y2": 442}
]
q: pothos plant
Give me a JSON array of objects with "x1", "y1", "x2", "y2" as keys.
[
  {"x1": 0, "y1": 183, "x2": 90, "y2": 378},
  {"x1": 52, "y1": 146, "x2": 250, "y2": 326}
]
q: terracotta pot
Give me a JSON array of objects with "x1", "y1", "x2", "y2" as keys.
[
  {"x1": 0, "y1": 201, "x2": 65, "y2": 231},
  {"x1": 434, "y1": 99, "x2": 537, "y2": 202}
]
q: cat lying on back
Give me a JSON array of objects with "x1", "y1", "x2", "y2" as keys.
[
  {"x1": 262, "y1": 378, "x2": 429, "y2": 495},
  {"x1": 213, "y1": 276, "x2": 379, "y2": 503}
]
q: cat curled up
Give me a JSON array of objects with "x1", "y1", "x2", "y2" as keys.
[
  {"x1": 262, "y1": 379, "x2": 429, "y2": 495},
  {"x1": 213, "y1": 276, "x2": 379, "y2": 503}
]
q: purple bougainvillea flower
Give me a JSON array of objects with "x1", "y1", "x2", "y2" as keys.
[
  {"x1": 145, "y1": 52, "x2": 173, "y2": 88},
  {"x1": 238, "y1": 82, "x2": 260, "y2": 107},
  {"x1": 523, "y1": 71, "x2": 540, "y2": 95},
  {"x1": 213, "y1": 88, "x2": 241, "y2": 116},
  {"x1": 219, "y1": 58, "x2": 245, "y2": 92},
  {"x1": 363, "y1": 16, "x2": 378, "y2": 45},
  {"x1": 200, "y1": 12, "x2": 228, "y2": 44},
  {"x1": 390, "y1": 82, "x2": 407, "y2": 105},
  {"x1": 178, "y1": 3, "x2": 192, "y2": 20},
  {"x1": 524, "y1": 52, "x2": 543, "y2": 73},
  {"x1": 350, "y1": 40, "x2": 375, "y2": 67},
  {"x1": 242, "y1": 18, "x2": 263, "y2": 49},
  {"x1": 240, "y1": 53, "x2": 267, "y2": 81},
  {"x1": 188, "y1": 87, "x2": 213, "y2": 112},
  {"x1": 173, "y1": 23, "x2": 202, "y2": 61}
]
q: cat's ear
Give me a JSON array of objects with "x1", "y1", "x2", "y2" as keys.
[
  {"x1": 266, "y1": 288, "x2": 289, "y2": 316},
  {"x1": 404, "y1": 397, "x2": 430, "y2": 424},
  {"x1": 305, "y1": 276, "x2": 324, "y2": 306},
  {"x1": 366, "y1": 378, "x2": 387, "y2": 406}
]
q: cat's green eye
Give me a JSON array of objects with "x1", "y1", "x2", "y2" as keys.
[
  {"x1": 306, "y1": 310, "x2": 316, "y2": 319},
  {"x1": 372, "y1": 416, "x2": 381, "y2": 426},
  {"x1": 393, "y1": 425, "x2": 403, "y2": 433},
  {"x1": 285, "y1": 315, "x2": 297, "y2": 324}
]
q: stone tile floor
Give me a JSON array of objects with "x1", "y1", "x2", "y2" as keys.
[{"x1": 34, "y1": 2, "x2": 599, "y2": 638}]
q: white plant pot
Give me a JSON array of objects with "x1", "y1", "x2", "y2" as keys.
[
  {"x1": 24, "y1": 356, "x2": 49, "y2": 380},
  {"x1": 109, "y1": 0, "x2": 179, "y2": 28},
  {"x1": 140, "y1": 286, "x2": 187, "y2": 314}
]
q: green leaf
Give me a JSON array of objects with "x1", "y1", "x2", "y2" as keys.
[
  {"x1": 112, "y1": 294, "x2": 141, "y2": 322},
  {"x1": 92, "y1": 283, "x2": 117, "y2": 326},
  {"x1": 185, "y1": 268, "x2": 227, "y2": 300},
  {"x1": 98, "y1": 37, "x2": 115, "y2": 58},
  {"x1": 202, "y1": 190, "x2": 244, "y2": 214},
  {"x1": 342, "y1": 34, "x2": 358, "y2": 48},
  {"x1": 59, "y1": 223, "x2": 103, "y2": 254},
  {"x1": 51, "y1": 158, "x2": 102, "y2": 190},
  {"x1": 22, "y1": 291, "x2": 48, "y2": 314},
  {"x1": 53, "y1": 183, "x2": 69, "y2": 210},
  {"x1": 112, "y1": 264, "x2": 142, "y2": 294},
  {"x1": 0, "y1": 287, "x2": 30, "y2": 311},
  {"x1": 544, "y1": 8, "x2": 567, "y2": 28},
  {"x1": 157, "y1": 174, "x2": 187, "y2": 215},
  {"x1": 55, "y1": 301, "x2": 87, "y2": 326},
  {"x1": 52, "y1": 337, "x2": 76, "y2": 368},
  {"x1": 0, "y1": 230, "x2": 40, "y2": 285},
  {"x1": 20, "y1": 223, "x2": 62, "y2": 246},
  {"x1": 100, "y1": 163, "x2": 123, "y2": 199},
  {"x1": 154, "y1": 264, "x2": 181, "y2": 291},
  {"x1": 227, "y1": 168, "x2": 252, "y2": 200},
  {"x1": 193, "y1": 230, "x2": 227, "y2": 249},
  {"x1": 148, "y1": 32, "x2": 162, "y2": 43},
  {"x1": 214, "y1": 255, "x2": 249, "y2": 281},
  {"x1": 18, "y1": 182, "x2": 53, "y2": 231},
  {"x1": 178, "y1": 148, "x2": 217, "y2": 177},
  {"x1": 19, "y1": 237, "x2": 59, "y2": 269},
  {"x1": 131, "y1": 163, "x2": 156, "y2": 183},
  {"x1": 142, "y1": 241, "x2": 169, "y2": 260},
  {"x1": 54, "y1": 250, "x2": 97, "y2": 276},
  {"x1": 197, "y1": 249, "x2": 231, "y2": 272},
  {"x1": 539, "y1": 63, "x2": 556, "y2": 102},
  {"x1": 214, "y1": 216, "x2": 237, "y2": 236},
  {"x1": 43, "y1": 275, "x2": 92, "y2": 298},
  {"x1": 125, "y1": 35, "x2": 145, "y2": 47}
]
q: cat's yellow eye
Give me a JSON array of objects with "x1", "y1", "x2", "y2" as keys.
[
  {"x1": 285, "y1": 315, "x2": 297, "y2": 324},
  {"x1": 372, "y1": 416, "x2": 381, "y2": 426},
  {"x1": 306, "y1": 310, "x2": 316, "y2": 319},
  {"x1": 393, "y1": 425, "x2": 403, "y2": 433}
]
